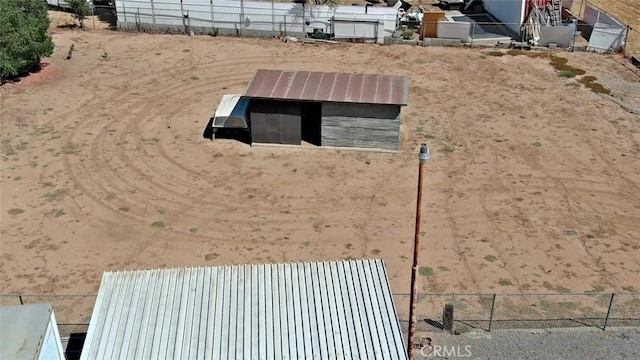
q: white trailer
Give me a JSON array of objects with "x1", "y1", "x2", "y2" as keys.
[{"x1": 0, "y1": 304, "x2": 66, "y2": 360}]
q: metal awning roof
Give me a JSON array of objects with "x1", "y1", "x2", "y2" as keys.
[
  {"x1": 211, "y1": 94, "x2": 249, "y2": 129},
  {"x1": 80, "y1": 259, "x2": 406, "y2": 360},
  {"x1": 244, "y1": 70, "x2": 409, "y2": 106}
]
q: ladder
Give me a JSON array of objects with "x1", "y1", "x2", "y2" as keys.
[{"x1": 549, "y1": 0, "x2": 562, "y2": 26}]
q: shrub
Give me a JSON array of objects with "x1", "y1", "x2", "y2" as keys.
[
  {"x1": 67, "y1": 0, "x2": 92, "y2": 29},
  {"x1": 0, "y1": 0, "x2": 54, "y2": 81},
  {"x1": 402, "y1": 29, "x2": 415, "y2": 40}
]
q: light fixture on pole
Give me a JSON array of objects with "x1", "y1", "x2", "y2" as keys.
[{"x1": 407, "y1": 143, "x2": 430, "y2": 359}]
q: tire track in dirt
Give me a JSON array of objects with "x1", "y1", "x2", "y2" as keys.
[
  {"x1": 60, "y1": 60, "x2": 254, "y2": 228},
  {"x1": 438, "y1": 133, "x2": 483, "y2": 292},
  {"x1": 59, "y1": 53, "x2": 370, "y2": 242},
  {"x1": 513, "y1": 142, "x2": 627, "y2": 288},
  {"x1": 350, "y1": 154, "x2": 403, "y2": 258},
  {"x1": 479, "y1": 141, "x2": 564, "y2": 292}
]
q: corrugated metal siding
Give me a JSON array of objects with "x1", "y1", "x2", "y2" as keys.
[
  {"x1": 321, "y1": 103, "x2": 400, "y2": 151},
  {"x1": 244, "y1": 70, "x2": 409, "y2": 106},
  {"x1": 81, "y1": 259, "x2": 406, "y2": 360}
]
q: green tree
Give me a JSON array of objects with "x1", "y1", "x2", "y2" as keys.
[
  {"x1": 67, "y1": 0, "x2": 92, "y2": 29},
  {"x1": 0, "y1": 0, "x2": 54, "y2": 81}
]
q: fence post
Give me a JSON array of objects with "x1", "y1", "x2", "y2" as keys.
[
  {"x1": 150, "y1": 0, "x2": 156, "y2": 27},
  {"x1": 470, "y1": 22, "x2": 474, "y2": 48},
  {"x1": 488, "y1": 293, "x2": 496, "y2": 331},
  {"x1": 302, "y1": 2, "x2": 306, "y2": 38},
  {"x1": 210, "y1": 0, "x2": 215, "y2": 29},
  {"x1": 603, "y1": 293, "x2": 615, "y2": 330},
  {"x1": 571, "y1": 18, "x2": 577, "y2": 52},
  {"x1": 123, "y1": 2, "x2": 127, "y2": 23},
  {"x1": 240, "y1": 0, "x2": 245, "y2": 36},
  {"x1": 622, "y1": 26, "x2": 630, "y2": 56},
  {"x1": 271, "y1": 0, "x2": 275, "y2": 35},
  {"x1": 19, "y1": 294, "x2": 23, "y2": 305},
  {"x1": 92, "y1": 6, "x2": 95, "y2": 30}
]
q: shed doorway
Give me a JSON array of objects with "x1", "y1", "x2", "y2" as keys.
[{"x1": 301, "y1": 102, "x2": 321, "y2": 146}]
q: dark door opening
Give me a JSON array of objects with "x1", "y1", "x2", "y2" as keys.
[{"x1": 301, "y1": 102, "x2": 322, "y2": 146}]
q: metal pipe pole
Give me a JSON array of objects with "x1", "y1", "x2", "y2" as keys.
[
  {"x1": 488, "y1": 293, "x2": 497, "y2": 331},
  {"x1": 603, "y1": 293, "x2": 615, "y2": 330},
  {"x1": 407, "y1": 143, "x2": 430, "y2": 360}
]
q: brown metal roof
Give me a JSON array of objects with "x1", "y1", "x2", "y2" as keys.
[{"x1": 244, "y1": 70, "x2": 408, "y2": 105}]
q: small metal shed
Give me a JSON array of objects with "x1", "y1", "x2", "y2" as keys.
[
  {"x1": 243, "y1": 70, "x2": 408, "y2": 151},
  {"x1": 0, "y1": 303, "x2": 66, "y2": 360},
  {"x1": 80, "y1": 259, "x2": 407, "y2": 359}
]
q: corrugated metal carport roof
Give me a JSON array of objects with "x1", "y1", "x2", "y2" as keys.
[
  {"x1": 80, "y1": 259, "x2": 407, "y2": 360},
  {"x1": 244, "y1": 70, "x2": 409, "y2": 105}
]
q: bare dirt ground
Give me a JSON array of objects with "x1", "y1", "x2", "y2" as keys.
[{"x1": 1, "y1": 18, "x2": 639, "y2": 300}]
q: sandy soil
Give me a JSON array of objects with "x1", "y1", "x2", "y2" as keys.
[
  {"x1": 1, "y1": 25, "x2": 639, "y2": 300},
  {"x1": 47, "y1": 8, "x2": 113, "y2": 31}
]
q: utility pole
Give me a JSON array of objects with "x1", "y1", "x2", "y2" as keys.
[{"x1": 407, "y1": 143, "x2": 430, "y2": 360}]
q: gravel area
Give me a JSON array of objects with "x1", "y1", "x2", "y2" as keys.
[
  {"x1": 412, "y1": 328, "x2": 640, "y2": 359},
  {"x1": 598, "y1": 74, "x2": 640, "y2": 115}
]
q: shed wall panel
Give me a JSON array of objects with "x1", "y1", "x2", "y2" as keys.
[
  {"x1": 322, "y1": 103, "x2": 400, "y2": 119},
  {"x1": 321, "y1": 102, "x2": 400, "y2": 150},
  {"x1": 250, "y1": 100, "x2": 302, "y2": 145}
]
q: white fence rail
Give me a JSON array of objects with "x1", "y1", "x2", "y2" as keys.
[{"x1": 113, "y1": 0, "x2": 398, "y2": 42}]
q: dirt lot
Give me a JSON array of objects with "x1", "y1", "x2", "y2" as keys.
[{"x1": 1, "y1": 21, "x2": 639, "y2": 298}]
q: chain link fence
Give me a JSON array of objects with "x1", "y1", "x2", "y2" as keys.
[
  {"x1": 0, "y1": 291, "x2": 637, "y2": 357},
  {"x1": 394, "y1": 292, "x2": 640, "y2": 336},
  {"x1": 2, "y1": 292, "x2": 637, "y2": 334}
]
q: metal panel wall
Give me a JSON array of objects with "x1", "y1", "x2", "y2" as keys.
[
  {"x1": 333, "y1": 17, "x2": 383, "y2": 44},
  {"x1": 538, "y1": 26, "x2": 573, "y2": 47},
  {"x1": 483, "y1": 0, "x2": 525, "y2": 33},
  {"x1": 321, "y1": 103, "x2": 400, "y2": 151},
  {"x1": 583, "y1": 4, "x2": 627, "y2": 53},
  {"x1": 250, "y1": 100, "x2": 302, "y2": 145},
  {"x1": 437, "y1": 21, "x2": 471, "y2": 42},
  {"x1": 39, "y1": 310, "x2": 66, "y2": 360}
]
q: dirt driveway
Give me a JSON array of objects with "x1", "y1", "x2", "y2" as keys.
[{"x1": 1, "y1": 29, "x2": 639, "y2": 298}]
